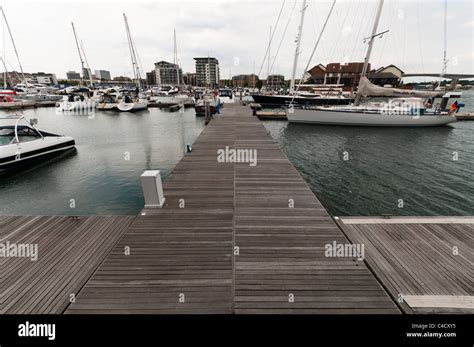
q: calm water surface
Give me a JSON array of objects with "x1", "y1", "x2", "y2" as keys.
[
  {"x1": 1, "y1": 91, "x2": 473, "y2": 216},
  {"x1": 0, "y1": 107, "x2": 205, "y2": 215}
]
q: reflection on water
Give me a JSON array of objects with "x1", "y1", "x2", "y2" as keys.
[
  {"x1": 0, "y1": 107, "x2": 205, "y2": 215},
  {"x1": 264, "y1": 120, "x2": 474, "y2": 216}
]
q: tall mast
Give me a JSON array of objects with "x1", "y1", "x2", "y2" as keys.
[
  {"x1": 0, "y1": 57, "x2": 8, "y2": 88},
  {"x1": 123, "y1": 13, "x2": 141, "y2": 88},
  {"x1": 207, "y1": 54, "x2": 211, "y2": 88},
  {"x1": 71, "y1": 22, "x2": 85, "y2": 85},
  {"x1": 80, "y1": 40, "x2": 93, "y2": 87},
  {"x1": 439, "y1": 0, "x2": 447, "y2": 88},
  {"x1": 253, "y1": 60, "x2": 256, "y2": 88},
  {"x1": 267, "y1": 26, "x2": 271, "y2": 80},
  {"x1": 1, "y1": 6, "x2": 26, "y2": 86},
  {"x1": 354, "y1": 0, "x2": 384, "y2": 106},
  {"x1": 2, "y1": 13, "x2": 5, "y2": 89},
  {"x1": 290, "y1": 0, "x2": 307, "y2": 94},
  {"x1": 291, "y1": 0, "x2": 336, "y2": 104},
  {"x1": 174, "y1": 29, "x2": 180, "y2": 86}
]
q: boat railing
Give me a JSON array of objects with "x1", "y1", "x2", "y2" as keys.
[{"x1": 7, "y1": 115, "x2": 44, "y2": 143}]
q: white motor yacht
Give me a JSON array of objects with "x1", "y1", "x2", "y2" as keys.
[{"x1": 0, "y1": 115, "x2": 76, "y2": 170}]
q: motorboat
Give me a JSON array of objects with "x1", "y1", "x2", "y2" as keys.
[
  {"x1": 0, "y1": 115, "x2": 75, "y2": 170},
  {"x1": 194, "y1": 95, "x2": 216, "y2": 116},
  {"x1": 218, "y1": 88, "x2": 235, "y2": 104},
  {"x1": 57, "y1": 94, "x2": 96, "y2": 112}
]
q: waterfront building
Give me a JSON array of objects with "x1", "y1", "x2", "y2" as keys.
[
  {"x1": 32, "y1": 72, "x2": 58, "y2": 85},
  {"x1": 82, "y1": 68, "x2": 93, "y2": 80},
  {"x1": 194, "y1": 57, "x2": 219, "y2": 87},
  {"x1": 66, "y1": 71, "x2": 81, "y2": 80},
  {"x1": 367, "y1": 65, "x2": 404, "y2": 87},
  {"x1": 266, "y1": 74, "x2": 285, "y2": 90},
  {"x1": 231, "y1": 74, "x2": 259, "y2": 88},
  {"x1": 113, "y1": 76, "x2": 132, "y2": 82},
  {"x1": 183, "y1": 72, "x2": 197, "y2": 86},
  {"x1": 95, "y1": 70, "x2": 112, "y2": 81},
  {"x1": 146, "y1": 71, "x2": 156, "y2": 86},
  {"x1": 0, "y1": 71, "x2": 57, "y2": 85},
  {"x1": 153, "y1": 61, "x2": 182, "y2": 86},
  {"x1": 306, "y1": 62, "x2": 403, "y2": 89}
]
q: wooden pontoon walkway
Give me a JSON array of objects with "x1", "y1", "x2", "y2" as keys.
[
  {"x1": 337, "y1": 216, "x2": 474, "y2": 314},
  {"x1": 1, "y1": 216, "x2": 134, "y2": 314},
  {"x1": 5, "y1": 104, "x2": 471, "y2": 315},
  {"x1": 65, "y1": 103, "x2": 398, "y2": 314}
]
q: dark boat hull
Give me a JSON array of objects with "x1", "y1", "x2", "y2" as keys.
[
  {"x1": 251, "y1": 94, "x2": 353, "y2": 108},
  {"x1": 195, "y1": 105, "x2": 216, "y2": 116},
  {"x1": 0, "y1": 141, "x2": 76, "y2": 171}
]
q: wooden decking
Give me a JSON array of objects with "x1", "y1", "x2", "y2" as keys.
[
  {"x1": 5, "y1": 103, "x2": 470, "y2": 315},
  {"x1": 337, "y1": 216, "x2": 474, "y2": 313},
  {"x1": 1, "y1": 216, "x2": 134, "y2": 314},
  {"x1": 66, "y1": 103, "x2": 399, "y2": 314}
]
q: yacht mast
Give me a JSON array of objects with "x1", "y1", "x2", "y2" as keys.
[
  {"x1": 291, "y1": 0, "x2": 336, "y2": 104},
  {"x1": 267, "y1": 26, "x2": 271, "y2": 80},
  {"x1": 71, "y1": 22, "x2": 85, "y2": 85},
  {"x1": 174, "y1": 29, "x2": 180, "y2": 86},
  {"x1": 1, "y1": 7, "x2": 27, "y2": 86},
  {"x1": 0, "y1": 57, "x2": 8, "y2": 88},
  {"x1": 80, "y1": 40, "x2": 94, "y2": 87},
  {"x1": 290, "y1": 0, "x2": 307, "y2": 94},
  {"x1": 354, "y1": 0, "x2": 384, "y2": 106},
  {"x1": 439, "y1": 0, "x2": 447, "y2": 88},
  {"x1": 123, "y1": 13, "x2": 141, "y2": 89}
]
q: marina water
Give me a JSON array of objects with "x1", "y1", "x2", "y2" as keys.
[{"x1": 1, "y1": 91, "x2": 473, "y2": 216}]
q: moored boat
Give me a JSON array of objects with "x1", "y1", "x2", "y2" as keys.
[{"x1": 0, "y1": 115, "x2": 76, "y2": 171}]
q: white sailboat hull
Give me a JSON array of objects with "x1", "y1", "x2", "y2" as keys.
[
  {"x1": 287, "y1": 108, "x2": 457, "y2": 127},
  {"x1": 117, "y1": 99, "x2": 148, "y2": 112}
]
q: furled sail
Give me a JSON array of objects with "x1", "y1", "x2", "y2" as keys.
[{"x1": 357, "y1": 77, "x2": 443, "y2": 98}]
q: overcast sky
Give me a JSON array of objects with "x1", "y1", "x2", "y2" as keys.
[{"x1": 1, "y1": 0, "x2": 473, "y2": 81}]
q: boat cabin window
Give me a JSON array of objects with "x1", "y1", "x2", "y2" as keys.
[
  {"x1": 0, "y1": 126, "x2": 41, "y2": 145},
  {"x1": 0, "y1": 128, "x2": 15, "y2": 145},
  {"x1": 219, "y1": 90, "x2": 233, "y2": 98}
]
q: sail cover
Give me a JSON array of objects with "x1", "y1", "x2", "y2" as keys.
[{"x1": 357, "y1": 77, "x2": 443, "y2": 98}]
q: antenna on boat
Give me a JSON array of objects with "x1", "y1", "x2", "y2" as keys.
[
  {"x1": 289, "y1": 0, "x2": 307, "y2": 94},
  {"x1": 0, "y1": 6, "x2": 27, "y2": 87},
  {"x1": 354, "y1": 0, "x2": 385, "y2": 106}
]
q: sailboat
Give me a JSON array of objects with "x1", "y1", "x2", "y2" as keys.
[
  {"x1": 287, "y1": 0, "x2": 461, "y2": 126},
  {"x1": 58, "y1": 22, "x2": 95, "y2": 112},
  {"x1": 117, "y1": 13, "x2": 148, "y2": 112},
  {"x1": 251, "y1": 0, "x2": 352, "y2": 108},
  {"x1": 148, "y1": 29, "x2": 195, "y2": 107}
]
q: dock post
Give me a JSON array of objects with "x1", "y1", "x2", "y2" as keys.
[{"x1": 140, "y1": 170, "x2": 166, "y2": 208}]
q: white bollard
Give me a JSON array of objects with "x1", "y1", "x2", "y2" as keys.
[{"x1": 140, "y1": 170, "x2": 165, "y2": 208}]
